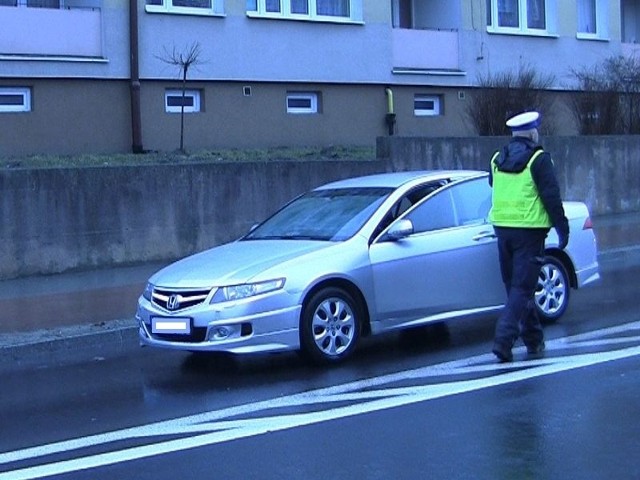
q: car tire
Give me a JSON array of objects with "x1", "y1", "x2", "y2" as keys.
[
  {"x1": 535, "y1": 256, "x2": 570, "y2": 324},
  {"x1": 300, "y1": 287, "x2": 362, "y2": 365}
]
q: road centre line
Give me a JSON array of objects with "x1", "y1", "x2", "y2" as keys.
[{"x1": 1, "y1": 320, "x2": 639, "y2": 480}]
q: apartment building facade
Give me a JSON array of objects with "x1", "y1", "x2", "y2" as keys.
[{"x1": 1, "y1": 0, "x2": 639, "y2": 156}]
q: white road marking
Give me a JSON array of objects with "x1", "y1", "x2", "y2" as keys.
[{"x1": 1, "y1": 320, "x2": 639, "y2": 480}]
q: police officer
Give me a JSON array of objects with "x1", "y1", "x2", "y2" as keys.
[{"x1": 489, "y1": 111, "x2": 569, "y2": 362}]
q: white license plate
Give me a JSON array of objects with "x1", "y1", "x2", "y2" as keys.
[{"x1": 151, "y1": 317, "x2": 191, "y2": 335}]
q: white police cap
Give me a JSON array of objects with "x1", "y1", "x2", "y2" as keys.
[{"x1": 506, "y1": 111, "x2": 540, "y2": 131}]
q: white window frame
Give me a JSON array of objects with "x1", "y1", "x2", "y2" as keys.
[
  {"x1": 487, "y1": 0, "x2": 556, "y2": 36},
  {"x1": 414, "y1": 94, "x2": 441, "y2": 117},
  {"x1": 286, "y1": 92, "x2": 318, "y2": 114},
  {"x1": 576, "y1": 0, "x2": 608, "y2": 40},
  {"x1": 0, "y1": 87, "x2": 31, "y2": 113},
  {"x1": 247, "y1": 0, "x2": 363, "y2": 24},
  {"x1": 145, "y1": 0, "x2": 224, "y2": 16},
  {"x1": 165, "y1": 89, "x2": 201, "y2": 113}
]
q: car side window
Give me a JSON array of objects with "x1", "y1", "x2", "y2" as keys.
[
  {"x1": 405, "y1": 189, "x2": 456, "y2": 233},
  {"x1": 451, "y1": 178, "x2": 492, "y2": 226},
  {"x1": 371, "y1": 181, "x2": 449, "y2": 239},
  {"x1": 399, "y1": 177, "x2": 491, "y2": 235}
]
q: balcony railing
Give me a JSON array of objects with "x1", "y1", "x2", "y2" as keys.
[
  {"x1": 0, "y1": 0, "x2": 102, "y2": 58},
  {"x1": 391, "y1": 28, "x2": 460, "y2": 74}
]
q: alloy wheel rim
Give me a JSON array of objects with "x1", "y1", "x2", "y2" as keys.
[
  {"x1": 535, "y1": 263, "x2": 566, "y2": 315},
  {"x1": 312, "y1": 297, "x2": 356, "y2": 356}
]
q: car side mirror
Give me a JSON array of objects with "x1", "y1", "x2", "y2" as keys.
[{"x1": 387, "y1": 219, "x2": 414, "y2": 240}]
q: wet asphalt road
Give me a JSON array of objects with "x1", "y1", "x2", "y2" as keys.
[{"x1": 1, "y1": 265, "x2": 639, "y2": 480}]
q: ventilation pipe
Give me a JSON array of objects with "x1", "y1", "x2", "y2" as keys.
[
  {"x1": 130, "y1": 0, "x2": 143, "y2": 153},
  {"x1": 385, "y1": 87, "x2": 396, "y2": 135}
]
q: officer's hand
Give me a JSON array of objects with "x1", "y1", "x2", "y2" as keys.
[{"x1": 558, "y1": 233, "x2": 569, "y2": 250}]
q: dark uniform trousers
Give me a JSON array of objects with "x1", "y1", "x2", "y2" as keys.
[{"x1": 493, "y1": 226, "x2": 547, "y2": 350}]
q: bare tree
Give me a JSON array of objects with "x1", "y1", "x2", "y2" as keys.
[
  {"x1": 568, "y1": 55, "x2": 640, "y2": 135},
  {"x1": 156, "y1": 42, "x2": 203, "y2": 153},
  {"x1": 465, "y1": 65, "x2": 556, "y2": 136}
]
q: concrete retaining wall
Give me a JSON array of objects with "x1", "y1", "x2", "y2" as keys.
[
  {"x1": 377, "y1": 135, "x2": 640, "y2": 216},
  {"x1": 1, "y1": 135, "x2": 638, "y2": 279},
  {"x1": 0, "y1": 161, "x2": 387, "y2": 279}
]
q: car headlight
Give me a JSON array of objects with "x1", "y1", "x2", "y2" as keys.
[
  {"x1": 142, "y1": 283, "x2": 154, "y2": 301},
  {"x1": 211, "y1": 278, "x2": 285, "y2": 303}
]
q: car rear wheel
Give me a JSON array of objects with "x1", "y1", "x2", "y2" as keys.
[
  {"x1": 300, "y1": 287, "x2": 361, "y2": 365},
  {"x1": 535, "y1": 256, "x2": 570, "y2": 324}
]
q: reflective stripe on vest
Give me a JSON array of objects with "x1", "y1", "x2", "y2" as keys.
[{"x1": 489, "y1": 149, "x2": 552, "y2": 228}]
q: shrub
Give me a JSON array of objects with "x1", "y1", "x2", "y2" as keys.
[
  {"x1": 465, "y1": 65, "x2": 556, "y2": 136},
  {"x1": 568, "y1": 55, "x2": 640, "y2": 135}
]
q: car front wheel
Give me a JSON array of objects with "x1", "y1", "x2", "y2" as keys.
[
  {"x1": 535, "y1": 256, "x2": 570, "y2": 324},
  {"x1": 300, "y1": 287, "x2": 361, "y2": 365}
]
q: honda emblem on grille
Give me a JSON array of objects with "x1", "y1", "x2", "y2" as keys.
[{"x1": 167, "y1": 294, "x2": 181, "y2": 311}]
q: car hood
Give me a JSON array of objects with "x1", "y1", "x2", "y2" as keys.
[{"x1": 150, "y1": 240, "x2": 334, "y2": 288}]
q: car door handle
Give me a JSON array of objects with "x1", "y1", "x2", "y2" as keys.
[{"x1": 472, "y1": 231, "x2": 497, "y2": 241}]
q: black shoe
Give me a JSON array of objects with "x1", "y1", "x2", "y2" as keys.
[
  {"x1": 492, "y1": 344, "x2": 513, "y2": 363},
  {"x1": 526, "y1": 342, "x2": 546, "y2": 355}
]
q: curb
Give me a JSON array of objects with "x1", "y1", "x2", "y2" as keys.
[
  {"x1": 597, "y1": 245, "x2": 640, "y2": 273},
  {"x1": 0, "y1": 318, "x2": 139, "y2": 371},
  {"x1": 1, "y1": 246, "x2": 639, "y2": 370}
]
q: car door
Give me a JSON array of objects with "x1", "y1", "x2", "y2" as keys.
[
  {"x1": 368, "y1": 177, "x2": 504, "y2": 329},
  {"x1": 447, "y1": 177, "x2": 505, "y2": 307}
]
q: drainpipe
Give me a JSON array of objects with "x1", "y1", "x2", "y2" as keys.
[
  {"x1": 385, "y1": 87, "x2": 396, "y2": 136},
  {"x1": 130, "y1": 0, "x2": 143, "y2": 153}
]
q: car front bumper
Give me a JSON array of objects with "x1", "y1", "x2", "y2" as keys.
[{"x1": 136, "y1": 294, "x2": 302, "y2": 354}]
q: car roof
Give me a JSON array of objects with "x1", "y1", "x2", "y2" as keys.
[{"x1": 315, "y1": 170, "x2": 486, "y2": 190}]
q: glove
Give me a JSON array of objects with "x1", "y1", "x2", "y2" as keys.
[{"x1": 558, "y1": 232, "x2": 569, "y2": 250}]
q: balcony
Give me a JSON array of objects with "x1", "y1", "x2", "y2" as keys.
[
  {"x1": 391, "y1": 28, "x2": 461, "y2": 75},
  {"x1": 0, "y1": 1, "x2": 102, "y2": 58}
]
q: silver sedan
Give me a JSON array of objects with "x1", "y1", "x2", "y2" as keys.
[{"x1": 136, "y1": 170, "x2": 600, "y2": 364}]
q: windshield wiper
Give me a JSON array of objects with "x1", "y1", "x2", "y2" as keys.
[{"x1": 244, "y1": 234, "x2": 329, "y2": 241}]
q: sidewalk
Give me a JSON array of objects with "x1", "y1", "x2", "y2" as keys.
[
  {"x1": 1, "y1": 211, "x2": 640, "y2": 367},
  {"x1": 589, "y1": 211, "x2": 640, "y2": 270},
  {"x1": 0, "y1": 262, "x2": 163, "y2": 368}
]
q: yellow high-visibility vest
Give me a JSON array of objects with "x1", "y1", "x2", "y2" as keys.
[{"x1": 489, "y1": 149, "x2": 552, "y2": 228}]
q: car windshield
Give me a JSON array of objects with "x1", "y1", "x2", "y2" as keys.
[{"x1": 244, "y1": 187, "x2": 393, "y2": 241}]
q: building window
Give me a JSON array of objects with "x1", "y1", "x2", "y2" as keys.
[
  {"x1": 0, "y1": 87, "x2": 31, "y2": 113},
  {"x1": 145, "y1": 0, "x2": 224, "y2": 15},
  {"x1": 622, "y1": 0, "x2": 640, "y2": 43},
  {"x1": 286, "y1": 92, "x2": 319, "y2": 114},
  {"x1": 0, "y1": 0, "x2": 106, "y2": 7},
  {"x1": 414, "y1": 94, "x2": 441, "y2": 117},
  {"x1": 247, "y1": 0, "x2": 362, "y2": 22},
  {"x1": 0, "y1": 0, "x2": 61, "y2": 7},
  {"x1": 291, "y1": 0, "x2": 308, "y2": 14},
  {"x1": 165, "y1": 89, "x2": 201, "y2": 113},
  {"x1": 26, "y1": 0, "x2": 60, "y2": 7},
  {"x1": 577, "y1": 0, "x2": 595, "y2": 33},
  {"x1": 486, "y1": 0, "x2": 551, "y2": 34},
  {"x1": 577, "y1": 0, "x2": 607, "y2": 38}
]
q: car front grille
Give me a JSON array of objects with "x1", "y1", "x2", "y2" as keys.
[
  {"x1": 152, "y1": 287, "x2": 211, "y2": 312},
  {"x1": 151, "y1": 327, "x2": 208, "y2": 343}
]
